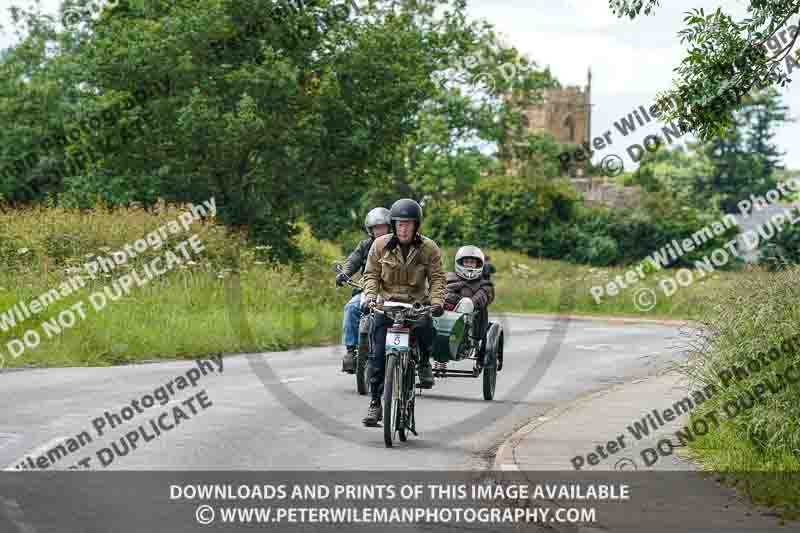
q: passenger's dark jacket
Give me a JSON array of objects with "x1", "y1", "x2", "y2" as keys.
[
  {"x1": 342, "y1": 238, "x2": 373, "y2": 277},
  {"x1": 445, "y1": 272, "x2": 495, "y2": 309},
  {"x1": 445, "y1": 272, "x2": 494, "y2": 339},
  {"x1": 482, "y1": 261, "x2": 495, "y2": 280}
]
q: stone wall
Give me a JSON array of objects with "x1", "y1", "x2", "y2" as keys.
[{"x1": 570, "y1": 176, "x2": 642, "y2": 209}]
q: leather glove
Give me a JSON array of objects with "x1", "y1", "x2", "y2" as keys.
[
  {"x1": 444, "y1": 293, "x2": 460, "y2": 306},
  {"x1": 335, "y1": 273, "x2": 348, "y2": 287},
  {"x1": 360, "y1": 299, "x2": 375, "y2": 314},
  {"x1": 430, "y1": 304, "x2": 444, "y2": 317}
]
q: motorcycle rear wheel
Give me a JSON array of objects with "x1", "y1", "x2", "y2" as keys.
[{"x1": 356, "y1": 332, "x2": 369, "y2": 395}]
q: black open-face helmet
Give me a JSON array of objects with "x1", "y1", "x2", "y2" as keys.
[{"x1": 389, "y1": 198, "x2": 423, "y2": 234}]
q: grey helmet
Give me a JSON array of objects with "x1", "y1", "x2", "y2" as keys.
[
  {"x1": 454, "y1": 245, "x2": 485, "y2": 281},
  {"x1": 364, "y1": 207, "x2": 391, "y2": 236}
]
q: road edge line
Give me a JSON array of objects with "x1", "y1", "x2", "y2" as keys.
[
  {"x1": 492, "y1": 375, "x2": 674, "y2": 533},
  {"x1": 498, "y1": 312, "x2": 695, "y2": 327}
]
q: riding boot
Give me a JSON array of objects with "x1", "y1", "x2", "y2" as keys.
[
  {"x1": 417, "y1": 350, "x2": 434, "y2": 389},
  {"x1": 342, "y1": 346, "x2": 356, "y2": 373},
  {"x1": 363, "y1": 398, "x2": 382, "y2": 426}
]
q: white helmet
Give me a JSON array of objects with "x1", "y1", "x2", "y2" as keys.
[
  {"x1": 364, "y1": 207, "x2": 391, "y2": 236},
  {"x1": 454, "y1": 245, "x2": 485, "y2": 281}
]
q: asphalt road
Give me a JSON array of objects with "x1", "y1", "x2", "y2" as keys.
[{"x1": 0, "y1": 314, "x2": 686, "y2": 471}]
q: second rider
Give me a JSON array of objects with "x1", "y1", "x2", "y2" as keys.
[{"x1": 336, "y1": 207, "x2": 392, "y2": 373}]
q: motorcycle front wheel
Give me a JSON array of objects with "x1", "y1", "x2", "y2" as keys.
[{"x1": 383, "y1": 353, "x2": 404, "y2": 447}]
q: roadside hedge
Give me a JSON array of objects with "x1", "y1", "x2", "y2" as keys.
[{"x1": 419, "y1": 174, "x2": 736, "y2": 268}]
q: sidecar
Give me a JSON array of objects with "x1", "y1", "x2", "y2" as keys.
[{"x1": 431, "y1": 298, "x2": 504, "y2": 400}]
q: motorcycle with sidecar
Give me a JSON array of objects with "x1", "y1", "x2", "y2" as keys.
[{"x1": 333, "y1": 263, "x2": 504, "y2": 400}]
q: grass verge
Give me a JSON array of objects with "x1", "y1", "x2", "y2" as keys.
[
  {"x1": 0, "y1": 201, "x2": 764, "y2": 369},
  {"x1": 675, "y1": 265, "x2": 800, "y2": 518},
  {"x1": 2, "y1": 201, "x2": 797, "y2": 511}
]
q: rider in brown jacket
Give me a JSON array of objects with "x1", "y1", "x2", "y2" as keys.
[{"x1": 360, "y1": 198, "x2": 447, "y2": 426}]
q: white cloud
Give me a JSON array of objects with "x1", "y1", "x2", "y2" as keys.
[
  {"x1": 2, "y1": 0, "x2": 799, "y2": 169},
  {"x1": 0, "y1": 0, "x2": 62, "y2": 48},
  {"x1": 466, "y1": 0, "x2": 800, "y2": 169}
]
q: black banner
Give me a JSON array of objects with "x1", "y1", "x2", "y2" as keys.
[{"x1": 0, "y1": 471, "x2": 797, "y2": 532}]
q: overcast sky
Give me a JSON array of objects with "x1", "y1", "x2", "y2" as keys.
[
  {"x1": 2, "y1": 0, "x2": 798, "y2": 170},
  {"x1": 465, "y1": 0, "x2": 800, "y2": 171}
]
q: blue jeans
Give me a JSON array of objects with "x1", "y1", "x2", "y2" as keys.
[{"x1": 342, "y1": 294, "x2": 362, "y2": 348}]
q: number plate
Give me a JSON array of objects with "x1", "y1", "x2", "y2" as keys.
[{"x1": 387, "y1": 329, "x2": 410, "y2": 350}]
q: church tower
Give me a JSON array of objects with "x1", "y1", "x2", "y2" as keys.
[
  {"x1": 524, "y1": 68, "x2": 591, "y2": 145},
  {"x1": 505, "y1": 67, "x2": 592, "y2": 175}
]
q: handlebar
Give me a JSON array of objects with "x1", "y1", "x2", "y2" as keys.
[
  {"x1": 333, "y1": 263, "x2": 363, "y2": 290},
  {"x1": 372, "y1": 302, "x2": 432, "y2": 323},
  {"x1": 412, "y1": 303, "x2": 432, "y2": 314},
  {"x1": 343, "y1": 278, "x2": 363, "y2": 290},
  {"x1": 334, "y1": 263, "x2": 432, "y2": 320}
]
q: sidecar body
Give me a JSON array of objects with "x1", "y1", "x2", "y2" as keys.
[
  {"x1": 429, "y1": 297, "x2": 504, "y2": 400},
  {"x1": 431, "y1": 310, "x2": 470, "y2": 363}
]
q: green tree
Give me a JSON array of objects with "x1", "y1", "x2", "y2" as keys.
[
  {"x1": 351, "y1": 18, "x2": 560, "y2": 243},
  {"x1": 609, "y1": 1, "x2": 800, "y2": 141},
  {"x1": 465, "y1": 164, "x2": 578, "y2": 253},
  {"x1": 627, "y1": 145, "x2": 718, "y2": 210},
  {"x1": 741, "y1": 88, "x2": 791, "y2": 179},
  {"x1": 361, "y1": 24, "x2": 559, "y2": 206},
  {"x1": 693, "y1": 90, "x2": 788, "y2": 213},
  {"x1": 0, "y1": 6, "x2": 76, "y2": 204},
  {"x1": 629, "y1": 90, "x2": 789, "y2": 214},
  {"x1": 2, "y1": 0, "x2": 478, "y2": 260}
]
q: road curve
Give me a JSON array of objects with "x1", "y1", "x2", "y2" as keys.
[{"x1": 0, "y1": 314, "x2": 687, "y2": 471}]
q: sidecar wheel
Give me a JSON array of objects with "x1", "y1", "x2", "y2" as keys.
[
  {"x1": 482, "y1": 364, "x2": 496, "y2": 400},
  {"x1": 496, "y1": 330, "x2": 504, "y2": 372},
  {"x1": 482, "y1": 324, "x2": 502, "y2": 400}
]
